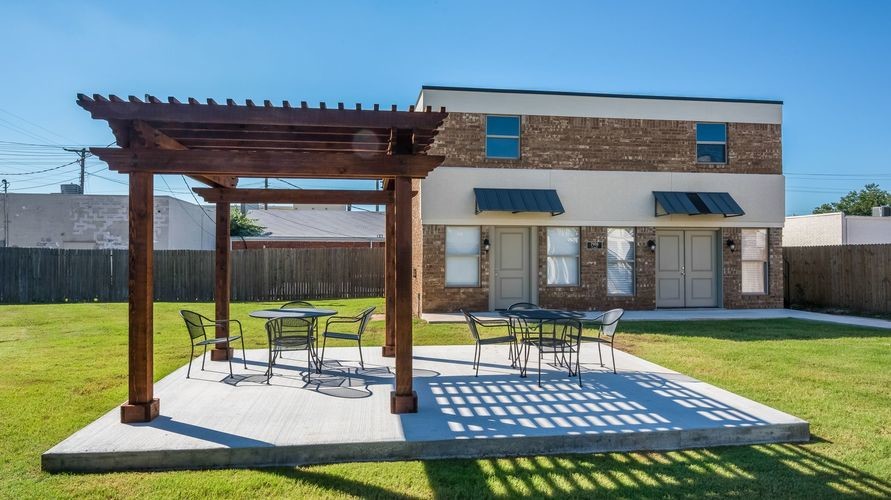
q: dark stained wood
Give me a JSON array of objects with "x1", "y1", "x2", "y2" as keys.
[
  {"x1": 391, "y1": 176, "x2": 416, "y2": 413},
  {"x1": 120, "y1": 171, "x2": 159, "y2": 423},
  {"x1": 93, "y1": 148, "x2": 444, "y2": 179},
  {"x1": 382, "y1": 196, "x2": 396, "y2": 357},
  {"x1": 212, "y1": 202, "x2": 232, "y2": 360},
  {"x1": 194, "y1": 188, "x2": 392, "y2": 205},
  {"x1": 77, "y1": 95, "x2": 448, "y2": 130}
]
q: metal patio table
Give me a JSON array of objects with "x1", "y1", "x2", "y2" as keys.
[
  {"x1": 250, "y1": 308, "x2": 337, "y2": 375},
  {"x1": 500, "y1": 308, "x2": 598, "y2": 385}
]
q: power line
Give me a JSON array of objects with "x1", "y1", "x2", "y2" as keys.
[
  {"x1": 0, "y1": 158, "x2": 83, "y2": 177},
  {"x1": 181, "y1": 175, "x2": 215, "y2": 223}
]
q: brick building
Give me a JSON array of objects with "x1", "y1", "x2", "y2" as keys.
[{"x1": 413, "y1": 86, "x2": 785, "y2": 313}]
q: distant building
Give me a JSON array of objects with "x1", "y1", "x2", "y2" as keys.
[
  {"x1": 0, "y1": 193, "x2": 215, "y2": 249},
  {"x1": 233, "y1": 208, "x2": 384, "y2": 249},
  {"x1": 784, "y1": 209, "x2": 891, "y2": 246}
]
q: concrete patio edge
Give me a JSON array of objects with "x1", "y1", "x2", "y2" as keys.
[{"x1": 42, "y1": 420, "x2": 809, "y2": 473}]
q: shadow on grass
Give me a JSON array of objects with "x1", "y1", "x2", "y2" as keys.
[
  {"x1": 420, "y1": 443, "x2": 891, "y2": 498},
  {"x1": 616, "y1": 318, "x2": 890, "y2": 341}
]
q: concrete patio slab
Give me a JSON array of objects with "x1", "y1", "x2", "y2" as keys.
[
  {"x1": 43, "y1": 345, "x2": 809, "y2": 472},
  {"x1": 421, "y1": 308, "x2": 891, "y2": 330}
]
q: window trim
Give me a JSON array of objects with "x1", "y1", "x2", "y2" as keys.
[
  {"x1": 444, "y1": 225, "x2": 481, "y2": 288},
  {"x1": 546, "y1": 226, "x2": 580, "y2": 287},
  {"x1": 740, "y1": 228, "x2": 769, "y2": 295},
  {"x1": 606, "y1": 227, "x2": 636, "y2": 297},
  {"x1": 485, "y1": 115, "x2": 521, "y2": 160},
  {"x1": 696, "y1": 122, "x2": 728, "y2": 165}
]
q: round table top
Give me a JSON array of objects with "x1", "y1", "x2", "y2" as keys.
[
  {"x1": 499, "y1": 309, "x2": 592, "y2": 321},
  {"x1": 249, "y1": 308, "x2": 338, "y2": 319}
]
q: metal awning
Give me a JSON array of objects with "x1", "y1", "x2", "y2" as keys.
[
  {"x1": 654, "y1": 191, "x2": 745, "y2": 217},
  {"x1": 474, "y1": 188, "x2": 565, "y2": 216}
]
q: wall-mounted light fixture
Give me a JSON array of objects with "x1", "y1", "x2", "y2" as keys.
[
  {"x1": 483, "y1": 238, "x2": 490, "y2": 253},
  {"x1": 726, "y1": 239, "x2": 736, "y2": 252},
  {"x1": 647, "y1": 239, "x2": 656, "y2": 252}
]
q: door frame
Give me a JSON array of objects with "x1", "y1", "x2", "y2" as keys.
[
  {"x1": 487, "y1": 225, "x2": 537, "y2": 310},
  {"x1": 655, "y1": 227, "x2": 723, "y2": 308}
]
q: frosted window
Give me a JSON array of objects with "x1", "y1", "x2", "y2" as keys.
[
  {"x1": 546, "y1": 227, "x2": 579, "y2": 286},
  {"x1": 445, "y1": 226, "x2": 480, "y2": 286}
]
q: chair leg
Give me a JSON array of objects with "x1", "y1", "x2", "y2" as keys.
[
  {"x1": 227, "y1": 345, "x2": 234, "y2": 378},
  {"x1": 357, "y1": 338, "x2": 364, "y2": 370},
  {"x1": 473, "y1": 343, "x2": 480, "y2": 377},
  {"x1": 537, "y1": 346, "x2": 542, "y2": 387},
  {"x1": 188, "y1": 344, "x2": 194, "y2": 378},
  {"x1": 320, "y1": 335, "x2": 327, "y2": 368},
  {"x1": 241, "y1": 336, "x2": 247, "y2": 369},
  {"x1": 610, "y1": 341, "x2": 617, "y2": 374},
  {"x1": 266, "y1": 346, "x2": 273, "y2": 384},
  {"x1": 597, "y1": 342, "x2": 603, "y2": 367},
  {"x1": 307, "y1": 347, "x2": 312, "y2": 382},
  {"x1": 201, "y1": 344, "x2": 207, "y2": 370}
]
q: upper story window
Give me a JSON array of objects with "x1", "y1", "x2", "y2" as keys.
[
  {"x1": 696, "y1": 123, "x2": 727, "y2": 164},
  {"x1": 486, "y1": 115, "x2": 520, "y2": 159}
]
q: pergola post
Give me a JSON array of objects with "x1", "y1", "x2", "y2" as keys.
[
  {"x1": 391, "y1": 176, "x2": 416, "y2": 413},
  {"x1": 382, "y1": 195, "x2": 396, "y2": 357},
  {"x1": 212, "y1": 201, "x2": 232, "y2": 360},
  {"x1": 120, "y1": 171, "x2": 159, "y2": 423}
]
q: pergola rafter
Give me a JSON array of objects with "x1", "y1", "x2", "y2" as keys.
[{"x1": 76, "y1": 93, "x2": 447, "y2": 423}]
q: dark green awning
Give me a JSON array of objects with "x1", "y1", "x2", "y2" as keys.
[
  {"x1": 474, "y1": 188, "x2": 565, "y2": 216},
  {"x1": 654, "y1": 191, "x2": 745, "y2": 217}
]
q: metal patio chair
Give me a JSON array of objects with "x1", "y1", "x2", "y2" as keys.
[
  {"x1": 180, "y1": 310, "x2": 247, "y2": 379},
  {"x1": 281, "y1": 300, "x2": 315, "y2": 309},
  {"x1": 461, "y1": 310, "x2": 519, "y2": 377},
  {"x1": 319, "y1": 306, "x2": 376, "y2": 369},
  {"x1": 265, "y1": 316, "x2": 318, "y2": 383},
  {"x1": 580, "y1": 308, "x2": 624, "y2": 374}
]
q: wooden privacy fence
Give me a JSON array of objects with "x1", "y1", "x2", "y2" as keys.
[
  {"x1": 784, "y1": 244, "x2": 891, "y2": 314},
  {"x1": 0, "y1": 247, "x2": 384, "y2": 303}
]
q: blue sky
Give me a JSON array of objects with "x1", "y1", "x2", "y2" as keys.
[{"x1": 1, "y1": 0, "x2": 889, "y2": 214}]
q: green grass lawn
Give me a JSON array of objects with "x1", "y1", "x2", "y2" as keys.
[{"x1": 1, "y1": 298, "x2": 889, "y2": 498}]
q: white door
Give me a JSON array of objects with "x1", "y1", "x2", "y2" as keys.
[
  {"x1": 493, "y1": 227, "x2": 531, "y2": 309},
  {"x1": 656, "y1": 231, "x2": 685, "y2": 308},
  {"x1": 684, "y1": 230, "x2": 718, "y2": 307},
  {"x1": 656, "y1": 230, "x2": 718, "y2": 308}
]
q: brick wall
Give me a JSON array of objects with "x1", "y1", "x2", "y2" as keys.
[
  {"x1": 536, "y1": 226, "x2": 656, "y2": 311},
  {"x1": 428, "y1": 113, "x2": 782, "y2": 175},
  {"x1": 721, "y1": 227, "x2": 784, "y2": 308}
]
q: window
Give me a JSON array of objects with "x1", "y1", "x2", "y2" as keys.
[
  {"x1": 546, "y1": 227, "x2": 579, "y2": 286},
  {"x1": 486, "y1": 115, "x2": 520, "y2": 159},
  {"x1": 607, "y1": 228, "x2": 635, "y2": 295},
  {"x1": 445, "y1": 226, "x2": 480, "y2": 287},
  {"x1": 696, "y1": 123, "x2": 727, "y2": 164},
  {"x1": 741, "y1": 229, "x2": 768, "y2": 294}
]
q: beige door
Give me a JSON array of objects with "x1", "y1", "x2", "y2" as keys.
[
  {"x1": 684, "y1": 230, "x2": 718, "y2": 307},
  {"x1": 656, "y1": 230, "x2": 685, "y2": 307},
  {"x1": 493, "y1": 227, "x2": 531, "y2": 309},
  {"x1": 656, "y1": 230, "x2": 719, "y2": 308}
]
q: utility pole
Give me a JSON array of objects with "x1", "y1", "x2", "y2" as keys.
[
  {"x1": 264, "y1": 177, "x2": 269, "y2": 209},
  {"x1": 64, "y1": 147, "x2": 87, "y2": 194},
  {"x1": 1, "y1": 179, "x2": 9, "y2": 247}
]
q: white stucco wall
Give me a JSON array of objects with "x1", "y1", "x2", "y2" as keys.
[
  {"x1": 417, "y1": 88, "x2": 782, "y2": 124},
  {"x1": 783, "y1": 213, "x2": 844, "y2": 246},
  {"x1": 421, "y1": 167, "x2": 785, "y2": 228},
  {"x1": 0, "y1": 193, "x2": 214, "y2": 249}
]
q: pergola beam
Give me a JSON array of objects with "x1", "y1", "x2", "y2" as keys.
[
  {"x1": 92, "y1": 148, "x2": 443, "y2": 179},
  {"x1": 194, "y1": 188, "x2": 392, "y2": 205}
]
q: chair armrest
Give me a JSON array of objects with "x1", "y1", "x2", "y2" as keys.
[
  {"x1": 208, "y1": 318, "x2": 243, "y2": 336},
  {"x1": 325, "y1": 315, "x2": 361, "y2": 331}
]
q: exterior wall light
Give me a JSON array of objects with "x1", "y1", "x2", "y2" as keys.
[
  {"x1": 483, "y1": 238, "x2": 490, "y2": 253},
  {"x1": 726, "y1": 239, "x2": 736, "y2": 252},
  {"x1": 647, "y1": 240, "x2": 656, "y2": 252}
]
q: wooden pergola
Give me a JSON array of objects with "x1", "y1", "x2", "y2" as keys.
[{"x1": 77, "y1": 94, "x2": 447, "y2": 423}]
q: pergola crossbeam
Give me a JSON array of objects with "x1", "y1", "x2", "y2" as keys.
[{"x1": 194, "y1": 188, "x2": 392, "y2": 205}]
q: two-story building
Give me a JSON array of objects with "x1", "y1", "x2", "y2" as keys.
[{"x1": 412, "y1": 86, "x2": 785, "y2": 313}]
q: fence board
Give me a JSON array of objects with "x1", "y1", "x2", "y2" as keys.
[
  {"x1": 785, "y1": 244, "x2": 891, "y2": 314},
  {"x1": 0, "y1": 247, "x2": 383, "y2": 304}
]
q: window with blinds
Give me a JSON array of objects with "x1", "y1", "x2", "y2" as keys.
[
  {"x1": 445, "y1": 226, "x2": 480, "y2": 287},
  {"x1": 607, "y1": 228, "x2": 636, "y2": 295},
  {"x1": 546, "y1": 227, "x2": 579, "y2": 286},
  {"x1": 741, "y1": 228, "x2": 768, "y2": 294}
]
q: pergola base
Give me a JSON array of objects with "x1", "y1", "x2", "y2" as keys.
[
  {"x1": 120, "y1": 399, "x2": 159, "y2": 423},
  {"x1": 381, "y1": 345, "x2": 396, "y2": 357},
  {"x1": 210, "y1": 347, "x2": 234, "y2": 361},
  {"x1": 390, "y1": 391, "x2": 418, "y2": 414}
]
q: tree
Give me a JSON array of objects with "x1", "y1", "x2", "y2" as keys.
[
  {"x1": 812, "y1": 183, "x2": 891, "y2": 216},
  {"x1": 230, "y1": 207, "x2": 266, "y2": 237}
]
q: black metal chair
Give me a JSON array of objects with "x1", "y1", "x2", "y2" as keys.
[
  {"x1": 461, "y1": 310, "x2": 519, "y2": 376},
  {"x1": 556, "y1": 319, "x2": 585, "y2": 387},
  {"x1": 281, "y1": 300, "x2": 314, "y2": 309},
  {"x1": 580, "y1": 308, "x2": 624, "y2": 374},
  {"x1": 319, "y1": 306, "x2": 376, "y2": 369},
  {"x1": 179, "y1": 310, "x2": 247, "y2": 379},
  {"x1": 264, "y1": 316, "x2": 317, "y2": 383}
]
